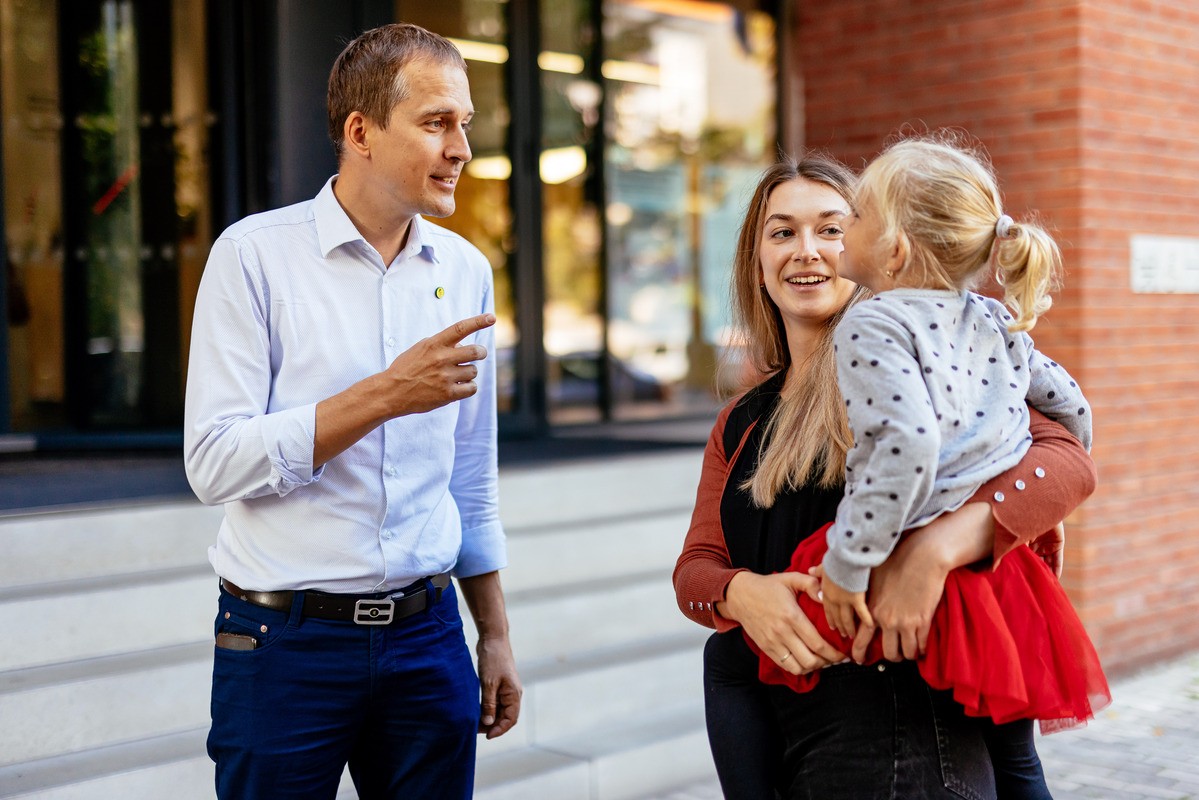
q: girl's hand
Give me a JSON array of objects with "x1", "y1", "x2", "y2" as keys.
[
  {"x1": 853, "y1": 502, "x2": 993, "y2": 663},
  {"x1": 816, "y1": 568, "x2": 873, "y2": 639},
  {"x1": 719, "y1": 571, "x2": 847, "y2": 676}
]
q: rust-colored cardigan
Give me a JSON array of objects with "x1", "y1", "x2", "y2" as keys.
[{"x1": 672, "y1": 381, "x2": 1097, "y2": 633}]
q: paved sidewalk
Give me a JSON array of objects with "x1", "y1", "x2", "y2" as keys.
[{"x1": 645, "y1": 650, "x2": 1199, "y2": 800}]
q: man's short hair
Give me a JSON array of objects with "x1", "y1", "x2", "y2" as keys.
[{"x1": 327, "y1": 23, "x2": 468, "y2": 159}]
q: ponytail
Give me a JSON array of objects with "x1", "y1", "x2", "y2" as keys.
[{"x1": 993, "y1": 218, "x2": 1061, "y2": 332}]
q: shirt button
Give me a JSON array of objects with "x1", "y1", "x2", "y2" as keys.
[
  {"x1": 386, "y1": 337, "x2": 396, "y2": 348},
  {"x1": 1034, "y1": 467, "x2": 1046, "y2": 478},
  {"x1": 385, "y1": 465, "x2": 397, "y2": 477},
  {"x1": 382, "y1": 529, "x2": 393, "y2": 539},
  {"x1": 994, "y1": 491, "x2": 1005, "y2": 502},
  {"x1": 877, "y1": 663, "x2": 886, "y2": 672},
  {"x1": 1015, "y1": 479, "x2": 1026, "y2": 490}
]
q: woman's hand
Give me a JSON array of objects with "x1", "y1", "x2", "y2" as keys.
[
  {"x1": 719, "y1": 571, "x2": 847, "y2": 676},
  {"x1": 1030, "y1": 522, "x2": 1066, "y2": 577},
  {"x1": 852, "y1": 502, "x2": 994, "y2": 664}
]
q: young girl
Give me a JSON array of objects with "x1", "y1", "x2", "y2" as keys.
[{"x1": 751, "y1": 135, "x2": 1111, "y2": 796}]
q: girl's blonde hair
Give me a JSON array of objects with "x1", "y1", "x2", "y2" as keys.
[
  {"x1": 730, "y1": 154, "x2": 870, "y2": 506},
  {"x1": 857, "y1": 133, "x2": 1061, "y2": 331}
]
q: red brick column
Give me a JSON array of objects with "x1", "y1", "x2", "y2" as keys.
[{"x1": 793, "y1": 0, "x2": 1199, "y2": 674}]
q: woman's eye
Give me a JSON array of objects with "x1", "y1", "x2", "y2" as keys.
[
  {"x1": 770, "y1": 229, "x2": 794, "y2": 239},
  {"x1": 823, "y1": 226, "x2": 845, "y2": 236}
]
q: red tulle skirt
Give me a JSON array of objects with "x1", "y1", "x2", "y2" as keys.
[{"x1": 748, "y1": 523, "x2": 1111, "y2": 734}]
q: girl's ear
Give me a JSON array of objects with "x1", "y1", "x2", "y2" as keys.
[{"x1": 886, "y1": 232, "x2": 910, "y2": 276}]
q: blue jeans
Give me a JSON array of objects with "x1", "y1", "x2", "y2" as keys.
[
  {"x1": 984, "y1": 720, "x2": 1053, "y2": 800},
  {"x1": 704, "y1": 630, "x2": 1000, "y2": 800},
  {"x1": 207, "y1": 582, "x2": 479, "y2": 800}
]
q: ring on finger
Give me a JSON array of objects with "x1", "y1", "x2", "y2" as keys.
[{"x1": 779, "y1": 651, "x2": 792, "y2": 664}]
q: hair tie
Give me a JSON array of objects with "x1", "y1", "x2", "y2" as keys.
[{"x1": 995, "y1": 214, "x2": 1016, "y2": 239}]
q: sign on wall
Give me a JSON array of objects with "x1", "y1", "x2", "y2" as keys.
[{"x1": 1130, "y1": 235, "x2": 1199, "y2": 294}]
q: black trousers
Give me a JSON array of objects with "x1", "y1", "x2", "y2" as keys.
[{"x1": 703, "y1": 630, "x2": 1049, "y2": 800}]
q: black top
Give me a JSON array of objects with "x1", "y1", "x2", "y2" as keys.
[{"x1": 719, "y1": 371, "x2": 844, "y2": 575}]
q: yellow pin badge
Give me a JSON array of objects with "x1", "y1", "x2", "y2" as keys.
[{"x1": 434, "y1": 286, "x2": 446, "y2": 299}]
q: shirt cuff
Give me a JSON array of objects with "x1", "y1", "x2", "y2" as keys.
[
  {"x1": 453, "y1": 520, "x2": 507, "y2": 578},
  {"x1": 257, "y1": 402, "x2": 321, "y2": 496},
  {"x1": 821, "y1": 547, "x2": 871, "y2": 594}
]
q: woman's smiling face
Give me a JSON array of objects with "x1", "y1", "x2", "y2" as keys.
[{"x1": 758, "y1": 178, "x2": 859, "y2": 335}]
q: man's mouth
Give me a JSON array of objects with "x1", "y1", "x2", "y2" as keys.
[{"x1": 432, "y1": 175, "x2": 458, "y2": 187}]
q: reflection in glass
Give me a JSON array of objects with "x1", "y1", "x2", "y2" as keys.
[
  {"x1": 541, "y1": 0, "x2": 605, "y2": 423},
  {"x1": 76, "y1": 0, "x2": 144, "y2": 423},
  {"x1": 2, "y1": 0, "x2": 66, "y2": 430},
  {"x1": 604, "y1": 0, "x2": 776, "y2": 418},
  {"x1": 400, "y1": 0, "x2": 517, "y2": 414}
]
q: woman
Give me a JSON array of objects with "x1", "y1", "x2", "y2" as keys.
[{"x1": 673, "y1": 153, "x2": 1096, "y2": 799}]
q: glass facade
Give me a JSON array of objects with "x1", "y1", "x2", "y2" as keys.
[
  {"x1": 0, "y1": 0, "x2": 777, "y2": 446},
  {"x1": 2, "y1": 0, "x2": 210, "y2": 435}
]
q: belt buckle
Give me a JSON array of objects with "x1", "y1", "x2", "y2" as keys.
[{"x1": 354, "y1": 597, "x2": 395, "y2": 625}]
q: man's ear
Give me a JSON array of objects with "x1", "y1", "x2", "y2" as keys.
[{"x1": 342, "y1": 111, "x2": 371, "y2": 158}]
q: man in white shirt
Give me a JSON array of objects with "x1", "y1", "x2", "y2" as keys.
[{"x1": 184, "y1": 23, "x2": 520, "y2": 799}]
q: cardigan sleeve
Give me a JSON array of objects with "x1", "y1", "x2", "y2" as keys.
[
  {"x1": 673, "y1": 400, "x2": 750, "y2": 632},
  {"x1": 972, "y1": 407, "x2": 1097, "y2": 566}
]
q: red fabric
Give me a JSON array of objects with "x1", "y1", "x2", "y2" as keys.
[{"x1": 750, "y1": 523, "x2": 1112, "y2": 733}]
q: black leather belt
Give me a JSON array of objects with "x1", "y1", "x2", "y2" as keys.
[{"x1": 221, "y1": 572, "x2": 451, "y2": 626}]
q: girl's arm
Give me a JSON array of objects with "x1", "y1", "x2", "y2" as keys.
[{"x1": 852, "y1": 408, "x2": 1096, "y2": 663}]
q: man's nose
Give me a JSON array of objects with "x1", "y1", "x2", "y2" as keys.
[{"x1": 448, "y1": 127, "x2": 472, "y2": 163}]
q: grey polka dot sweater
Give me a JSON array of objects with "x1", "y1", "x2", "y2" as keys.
[{"x1": 823, "y1": 288, "x2": 1092, "y2": 593}]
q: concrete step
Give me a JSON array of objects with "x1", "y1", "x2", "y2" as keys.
[
  {"x1": 462, "y1": 571, "x2": 692, "y2": 667},
  {"x1": 0, "y1": 729, "x2": 210, "y2": 800},
  {"x1": 0, "y1": 574, "x2": 215, "y2": 672},
  {"x1": 474, "y1": 703, "x2": 713, "y2": 800},
  {"x1": 518, "y1": 630, "x2": 708, "y2": 742},
  {"x1": 497, "y1": 451, "x2": 702, "y2": 532},
  {"x1": 503, "y1": 508, "x2": 691, "y2": 595},
  {"x1": 0, "y1": 502, "x2": 221, "y2": 588}
]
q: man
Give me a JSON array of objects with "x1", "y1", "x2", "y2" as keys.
[{"x1": 184, "y1": 23, "x2": 520, "y2": 799}]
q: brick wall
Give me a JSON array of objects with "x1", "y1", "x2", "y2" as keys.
[{"x1": 792, "y1": 0, "x2": 1199, "y2": 675}]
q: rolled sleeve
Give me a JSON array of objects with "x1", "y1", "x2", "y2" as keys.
[
  {"x1": 453, "y1": 520, "x2": 508, "y2": 578},
  {"x1": 257, "y1": 403, "x2": 323, "y2": 495}
]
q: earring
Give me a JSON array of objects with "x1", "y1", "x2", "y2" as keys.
[{"x1": 884, "y1": 270, "x2": 894, "y2": 278}]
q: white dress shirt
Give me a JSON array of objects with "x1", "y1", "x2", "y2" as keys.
[{"x1": 184, "y1": 177, "x2": 505, "y2": 593}]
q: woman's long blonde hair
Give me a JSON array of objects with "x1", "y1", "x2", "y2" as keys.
[
  {"x1": 859, "y1": 133, "x2": 1061, "y2": 332},
  {"x1": 731, "y1": 154, "x2": 870, "y2": 507}
]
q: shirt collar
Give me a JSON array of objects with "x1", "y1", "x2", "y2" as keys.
[{"x1": 314, "y1": 176, "x2": 439, "y2": 265}]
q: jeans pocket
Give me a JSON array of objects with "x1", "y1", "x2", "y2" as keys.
[
  {"x1": 213, "y1": 593, "x2": 292, "y2": 655},
  {"x1": 430, "y1": 582, "x2": 464, "y2": 629},
  {"x1": 928, "y1": 685, "x2": 997, "y2": 800}
]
